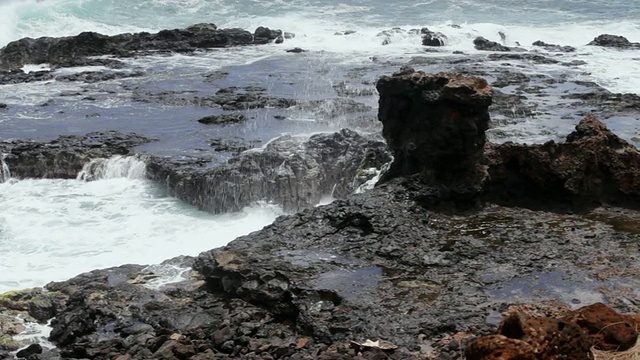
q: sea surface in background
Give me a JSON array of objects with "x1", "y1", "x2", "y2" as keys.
[{"x1": 0, "y1": 0, "x2": 638, "y2": 291}]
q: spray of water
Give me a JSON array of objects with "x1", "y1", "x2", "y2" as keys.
[
  {"x1": 0, "y1": 154, "x2": 10, "y2": 183},
  {"x1": 76, "y1": 155, "x2": 147, "y2": 181}
]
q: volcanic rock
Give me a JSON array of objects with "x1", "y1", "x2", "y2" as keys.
[
  {"x1": 532, "y1": 40, "x2": 576, "y2": 52},
  {"x1": 147, "y1": 129, "x2": 391, "y2": 213},
  {"x1": 0, "y1": 131, "x2": 151, "y2": 179},
  {"x1": 197, "y1": 113, "x2": 246, "y2": 125},
  {"x1": 485, "y1": 114, "x2": 640, "y2": 210},
  {"x1": 421, "y1": 28, "x2": 447, "y2": 46},
  {"x1": 588, "y1": 34, "x2": 640, "y2": 48},
  {"x1": 376, "y1": 69, "x2": 492, "y2": 202},
  {"x1": 473, "y1": 36, "x2": 512, "y2": 51},
  {"x1": 0, "y1": 24, "x2": 284, "y2": 70},
  {"x1": 561, "y1": 302, "x2": 639, "y2": 351}
]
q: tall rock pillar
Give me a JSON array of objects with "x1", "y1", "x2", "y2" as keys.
[{"x1": 376, "y1": 68, "x2": 493, "y2": 195}]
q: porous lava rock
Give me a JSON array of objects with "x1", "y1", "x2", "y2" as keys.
[
  {"x1": 376, "y1": 68, "x2": 492, "y2": 201},
  {"x1": 561, "y1": 302, "x2": 639, "y2": 351},
  {"x1": 466, "y1": 303, "x2": 640, "y2": 360},
  {"x1": 485, "y1": 114, "x2": 640, "y2": 210}
]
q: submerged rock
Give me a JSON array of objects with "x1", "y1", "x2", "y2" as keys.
[{"x1": 532, "y1": 40, "x2": 576, "y2": 52}]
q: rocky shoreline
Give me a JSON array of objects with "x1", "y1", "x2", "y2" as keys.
[{"x1": 0, "y1": 24, "x2": 639, "y2": 360}]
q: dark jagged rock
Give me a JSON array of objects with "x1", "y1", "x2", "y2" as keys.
[
  {"x1": 0, "y1": 131, "x2": 151, "y2": 179},
  {"x1": 253, "y1": 26, "x2": 283, "y2": 44},
  {"x1": 421, "y1": 27, "x2": 447, "y2": 46},
  {"x1": 0, "y1": 70, "x2": 53, "y2": 85},
  {"x1": 588, "y1": 34, "x2": 640, "y2": 48},
  {"x1": 286, "y1": 47, "x2": 306, "y2": 53},
  {"x1": 55, "y1": 70, "x2": 144, "y2": 83},
  {"x1": 0, "y1": 24, "x2": 284, "y2": 70},
  {"x1": 197, "y1": 113, "x2": 246, "y2": 125},
  {"x1": 485, "y1": 114, "x2": 640, "y2": 210},
  {"x1": 532, "y1": 40, "x2": 576, "y2": 52},
  {"x1": 15, "y1": 343, "x2": 43, "y2": 358},
  {"x1": 473, "y1": 36, "x2": 513, "y2": 51},
  {"x1": 487, "y1": 52, "x2": 559, "y2": 64},
  {"x1": 147, "y1": 129, "x2": 391, "y2": 213},
  {"x1": 376, "y1": 69, "x2": 492, "y2": 201}
]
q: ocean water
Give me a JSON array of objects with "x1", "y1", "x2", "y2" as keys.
[
  {"x1": 0, "y1": 157, "x2": 283, "y2": 293},
  {"x1": 0, "y1": 0, "x2": 639, "y2": 292}
]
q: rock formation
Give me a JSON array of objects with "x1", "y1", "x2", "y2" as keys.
[
  {"x1": 147, "y1": 129, "x2": 390, "y2": 213},
  {"x1": 0, "y1": 24, "x2": 284, "y2": 71},
  {"x1": 466, "y1": 303, "x2": 639, "y2": 359},
  {"x1": 376, "y1": 69, "x2": 492, "y2": 197},
  {"x1": 0, "y1": 131, "x2": 150, "y2": 179},
  {"x1": 485, "y1": 114, "x2": 640, "y2": 210},
  {"x1": 588, "y1": 34, "x2": 640, "y2": 49}
]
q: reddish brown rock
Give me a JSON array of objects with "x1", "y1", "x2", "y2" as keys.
[
  {"x1": 465, "y1": 335, "x2": 535, "y2": 360},
  {"x1": 485, "y1": 114, "x2": 640, "y2": 210},
  {"x1": 466, "y1": 312, "x2": 593, "y2": 360},
  {"x1": 562, "y1": 302, "x2": 638, "y2": 351},
  {"x1": 376, "y1": 68, "x2": 492, "y2": 197}
]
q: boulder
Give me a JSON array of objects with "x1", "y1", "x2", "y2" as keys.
[
  {"x1": 588, "y1": 34, "x2": 640, "y2": 48},
  {"x1": 473, "y1": 36, "x2": 512, "y2": 51},
  {"x1": 485, "y1": 114, "x2": 640, "y2": 210},
  {"x1": 253, "y1": 26, "x2": 283, "y2": 44},
  {"x1": 421, "y1": 27, "x2": 447, "y2": 46},
  {"x1": 376, "y1": 68, "x2": 492, "y2": 201}
]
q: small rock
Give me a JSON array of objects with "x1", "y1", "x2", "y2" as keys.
[
  {"x1": 16, "y1": 343, "x2": 43, "y2": 358},
  {"x1": 473, "y1": 37, "x2": 512, "y2": 51},
  {"x1": 197, "y1": 113, "x2": 246, "y2": 125},
  {"x1": 286, "y1": 47, "x2": 306, "y2": 53}
]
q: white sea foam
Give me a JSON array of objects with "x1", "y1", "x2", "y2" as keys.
[{"x1": 0, "y1": 163, "x2": 283, "y2": 293}]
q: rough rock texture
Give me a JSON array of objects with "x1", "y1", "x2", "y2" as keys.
[
  {"x1": 485, "y1": 114, "x2": 640, "y2": 210},
  {"x1": 421, "y1": 28, "x2": 447, "y2": 46},
  {"x1": 588, "y1": 34, "x2": 640, "y2": 49},
  {"x1": 376, "y1": 69, "x2": 492, "y2": 203},
  {"x1": 0, "y1": 131, "x2": 151, "y2": 179},
  {"x1": 562, "y1": 302, "x2": 639, "y2": 351},
  {"x1": 0, "y1": 24, "x2": 284, "y2": 70},
  {"x1": 467, "y1": 302, "x2": 640, "y2": 359},
  {"x1": 473, "y1": 37, "x2": 512, "y2": 52},
  {"x1": 147, "y1": 129, "x2": 391, "y2": 213},
  {"x1": 532, "y1": 40, "x2": 576, "y2": 52},
  {"x1": 197, "y1": 113, "x2": 246, "y2": 125}
]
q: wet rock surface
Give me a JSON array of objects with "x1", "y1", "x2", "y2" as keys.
[
  {"x1": 0, "y1": 24, "x2": 284, "y2": 71},
  {"x1": 485, "y1": 114, "x2": 640, "y2": 210},
  {"x1": 0, "y1": 131, "x2": 151, "y2": 179},
  {"x1": 146, "y1": 129, "x2": 391, "y2": 213},
  {"x1": 588, "y1": 34, "x2": 640, "y2": 49}
]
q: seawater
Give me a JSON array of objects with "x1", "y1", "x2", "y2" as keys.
[
  {"x1": 0, "y1": 157, "x2": 283, "y2": 293},
  {"x1": 0, "y1": 0, "x2": 639, "y2": 92},
  {"x1": 0, "y1": 0, "x2": 639, "y2": 292}
]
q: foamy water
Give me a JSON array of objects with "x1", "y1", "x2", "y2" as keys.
[{"x1": 0, "y1": 157, "x2": 283, "y2": 293}]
